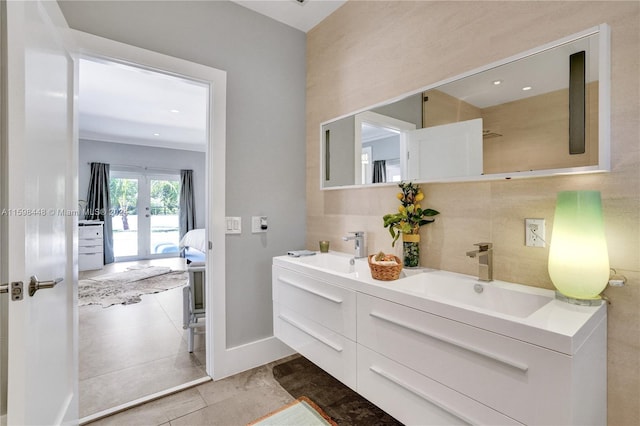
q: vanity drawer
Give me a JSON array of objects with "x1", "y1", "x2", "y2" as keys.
[
  {"x1": 79, "y1": 225, "x2": 103, "y2": 239},
  {"x1": 357, "y1": 293, "x2": 573, "y2": 425},
  {"x1": 273, "y1": 266, "x2": 356, "y2": 340},
  {"x1": 79, "y1": 252, "x2": 103, "y2": 271},
  {"x1": 274, "y1": 302, "x2": 356, "y2": 389},
  {"x1": 79, "y1": 244, "x2": 103, "y2": 254},
  {"x1": 358, "y1": 345, "x2": 523, "y2": 426},
  {"x1": 79, "y1": 237, "x2": 103, "y2": 248}
]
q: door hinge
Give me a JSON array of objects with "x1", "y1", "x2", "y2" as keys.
[{"x1": 0, "y1": 281, "x2": 24, "y2": 301}]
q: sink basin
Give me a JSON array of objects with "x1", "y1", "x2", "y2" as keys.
[
  {"x1": 393, "y1": 270, "x2": 553, "y2": 318},
  {"x1": 294, "y1": 252, "x2": 361, "y2": 275}
]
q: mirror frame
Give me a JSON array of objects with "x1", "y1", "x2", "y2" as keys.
[{"x1": 320, "y1": 23, "x2": 610, "y2": 190}]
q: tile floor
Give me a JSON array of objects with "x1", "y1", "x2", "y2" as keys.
[
  {"x1": 79, "y1": 258, "x2": 207, "y2": 419},
  {"x1": 84, "y1": 356, "x2": 299, "y2": 425}
]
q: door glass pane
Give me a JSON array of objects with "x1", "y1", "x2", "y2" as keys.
[
  {"x1": 150, "y1": 179, "x2": 180, "y2": 255},
  {"x1": 109, "y1": 177, "x2": 139, "y2": 258}
]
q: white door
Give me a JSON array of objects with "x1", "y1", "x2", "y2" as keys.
[{"x1": 2, "y1": 1, "x2": 77, "y2": 425}]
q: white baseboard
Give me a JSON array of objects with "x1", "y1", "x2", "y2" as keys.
[{"x1": 213, "y1": 335, "x2": 295, "y2": 380}]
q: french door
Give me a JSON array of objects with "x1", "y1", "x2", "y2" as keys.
[{"x1": 110, "y1": 170, "x2": 180, "y2": 260}]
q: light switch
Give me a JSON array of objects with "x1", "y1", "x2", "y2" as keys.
[{"x1": 225, "y1": 217, "x2": 241, "y2": 234}]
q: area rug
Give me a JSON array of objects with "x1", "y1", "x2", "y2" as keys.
[
  {"x1": 248, "y1": 396, "x2": 337, "y2": 426},
  {"x1": 78, "y1": 266, "x2": 188, "y2": 307},
  {"x1": 273, "y1": 356, "x2": 403, "y2": 426}
]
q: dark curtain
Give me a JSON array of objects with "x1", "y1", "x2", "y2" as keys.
[
  {"x1": 373, "y1": 160, "x2": 387, "y2": 183},
  {"x1": 86, "y1": 162, "x2": 114, "y2": 264},
  {"x1": 179, "y1": 169, "x2": 196, "y2": 239}
]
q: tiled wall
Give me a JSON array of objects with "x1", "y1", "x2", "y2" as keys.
[{"x1": 306, "y1": 2, "x2": 639, "y2": 424}]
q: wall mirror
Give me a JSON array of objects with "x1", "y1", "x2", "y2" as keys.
[{"x1": 320, "y1": 24, "x2": 610, "y2": 189}]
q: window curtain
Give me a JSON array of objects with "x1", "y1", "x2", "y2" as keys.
[
  {"x1": 86, "y1": 162, "x2": 114, "y2": 264},
  {"x1": 373, "y1": 160, "x2": 387, "y2": 183},
  {"x1": 179, "y1": 169, "x2": 196, "y2": 239}
]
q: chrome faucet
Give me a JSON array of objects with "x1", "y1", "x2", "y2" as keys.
[
  {"x1": 466, "y1": 242, "x2": 493, "y2": 282},
  {"x1": 343, "y1": 231, "x2": 366, "y2": 258}
]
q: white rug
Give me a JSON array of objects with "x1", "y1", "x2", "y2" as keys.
[{"x1": 79, "y1": 266, "x2": 188, "y2": 308}]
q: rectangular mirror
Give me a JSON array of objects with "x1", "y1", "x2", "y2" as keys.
[{"x1": 320, "y1": 24, "x2": 610, "y2": 189}]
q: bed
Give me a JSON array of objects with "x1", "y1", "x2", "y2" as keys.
[{"x1": 179, "y1": 228, "x2": 207, "y2": 263}]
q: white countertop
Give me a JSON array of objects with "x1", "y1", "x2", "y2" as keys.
[{"x1": 273, "y1": 251, "x2": 606, "y2": 355}]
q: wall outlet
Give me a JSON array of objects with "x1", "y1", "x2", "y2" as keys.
[
  {"x1": 251, "y1": 216, "x2": 267, "y2": 233},
  {"x1": 525, "y1": 218, "x2": 545, "y2": 247}
]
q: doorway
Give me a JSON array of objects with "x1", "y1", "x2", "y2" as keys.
[{"x1": 77, "y1": 55, "x2": 212, "y2": 420}]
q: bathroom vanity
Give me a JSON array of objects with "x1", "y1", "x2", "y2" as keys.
[{"x1": 272, "y1": 252, "x2": 607, "y2": 425}]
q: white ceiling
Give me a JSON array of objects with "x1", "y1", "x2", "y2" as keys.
[
  {"x1": 79, "y1": 58, "x2": 209, "y2": 152},
  {"x1": 230, "y1": 0, "x2": 346, "y2": 33}
]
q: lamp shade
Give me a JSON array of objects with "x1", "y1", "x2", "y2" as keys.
[{"x1": 548, "y1": 190, "x2": 609, "y2": 300}]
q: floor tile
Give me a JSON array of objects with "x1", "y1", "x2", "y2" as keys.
[
  {"x1": 80, "y1": 317, "x2": 186, "y2": 380},
  {"x1": 85, "y1": 387, "x2": 206, "y2": 426},
  {"x1": 171, "y1": 386, "x2": 294, "y2": 426},
  {"x1": 80, "y1": 352, "x2": 206, "y2": 417},
  {"x1": 195, "y1": 365, "x2": 274, "y2": 406},
  {"x1": 80, "y1": 258, "x2": 207, "y2": 419}
]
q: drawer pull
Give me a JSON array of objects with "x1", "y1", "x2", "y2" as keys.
[
  {"x1": 369, "y1": 366, "x2": 477, "y2": 425},
  {"x1": 278, "y1": 313, "x2": 343, "y2": 353},
  {"x1": 369, "y1": 312, "x2": 529, "y2": 372},
  {"x1": 279, "y1": 277, "x2": 343, "y2": 304}
]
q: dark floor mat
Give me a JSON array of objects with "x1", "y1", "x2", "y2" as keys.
[{"x1": 272, "y1": 356, "x2": 404, "y2": 426}]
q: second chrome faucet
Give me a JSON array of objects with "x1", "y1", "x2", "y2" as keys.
[{"x1": 466, "y1": 242, "x2": 493, "y2": 281}]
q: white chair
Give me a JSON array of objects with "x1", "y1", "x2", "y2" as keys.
[{"x1": 182, "y1": 264, "x2": 205, "y2": 353}]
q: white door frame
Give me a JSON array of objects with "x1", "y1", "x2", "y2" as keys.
[
  {"x1": 66, "y1": 30, "x2": 227, "y2": 378},
  {"x1": 354, "y1": 111, "x2": 417, "y2": 184}
]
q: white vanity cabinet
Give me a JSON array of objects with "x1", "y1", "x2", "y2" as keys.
[
  {"x1": 272, "y1": 254, "x2": 607, "y2": 426},
  {"x1": 79, "y1": 220, "x2": 104, "y2": 271},
  {"x1": 357, "y1": 293, "x2": 606, "y2": 425},
  {"x1": 272, "y1": 265, "x2": 357, "y2": 389}
]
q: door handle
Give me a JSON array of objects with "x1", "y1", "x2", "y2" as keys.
[{"x1": 29, "y1": 276, "x2": 62, "y2": 297}]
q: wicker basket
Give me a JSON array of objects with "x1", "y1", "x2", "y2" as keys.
[{"x1": 368, "y1": 255, "x2": 403, "y2": 281}]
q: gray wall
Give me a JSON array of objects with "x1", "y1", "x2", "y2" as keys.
[
  {"x1": 60, "y1": 1, "x2": 307, "y2": 347},
  {"x1": 79, "y1": 140, "x2": 206, "y2": 228}
]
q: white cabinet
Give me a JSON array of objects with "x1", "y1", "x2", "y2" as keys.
[
  {"x1": 272, "y1": 255, "x2": 607, "y2": 426},
  {"x1": 272, "y1": 265, "x2": 357, "y2": 389},
  {"x1": 357, "y1": 293, "x2": 606, "y2": 425},
  {"x1": 79, "y1": 221, "x2": 103, "y2": 272},
  {"x1": 357, "y1": 345, "x2": 522, "y2": 425}
]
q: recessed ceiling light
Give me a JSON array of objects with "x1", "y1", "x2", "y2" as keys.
[
  {"x1": 493, "y1": 80, "x2": 502, "y2": 85},
  {"x1": 153, "y1": 133, "x2": 160, "y2": 136},
  {"x1": 170, "y1": 109, "x2": 180, "y2": 113},
  {"x1": 522, "y1": 86, "x2": 532, "y2": 91}
]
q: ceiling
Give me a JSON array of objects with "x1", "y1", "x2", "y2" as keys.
[
  {"x1": 79, "y1": 58, "x2": 210, "y2": 152},
  {"x1": 78, "y1": 0, "x2": 344, "y2": 152},
  {"x1": 230, "y1": 0, "x2": 346, "y2": 33}
]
